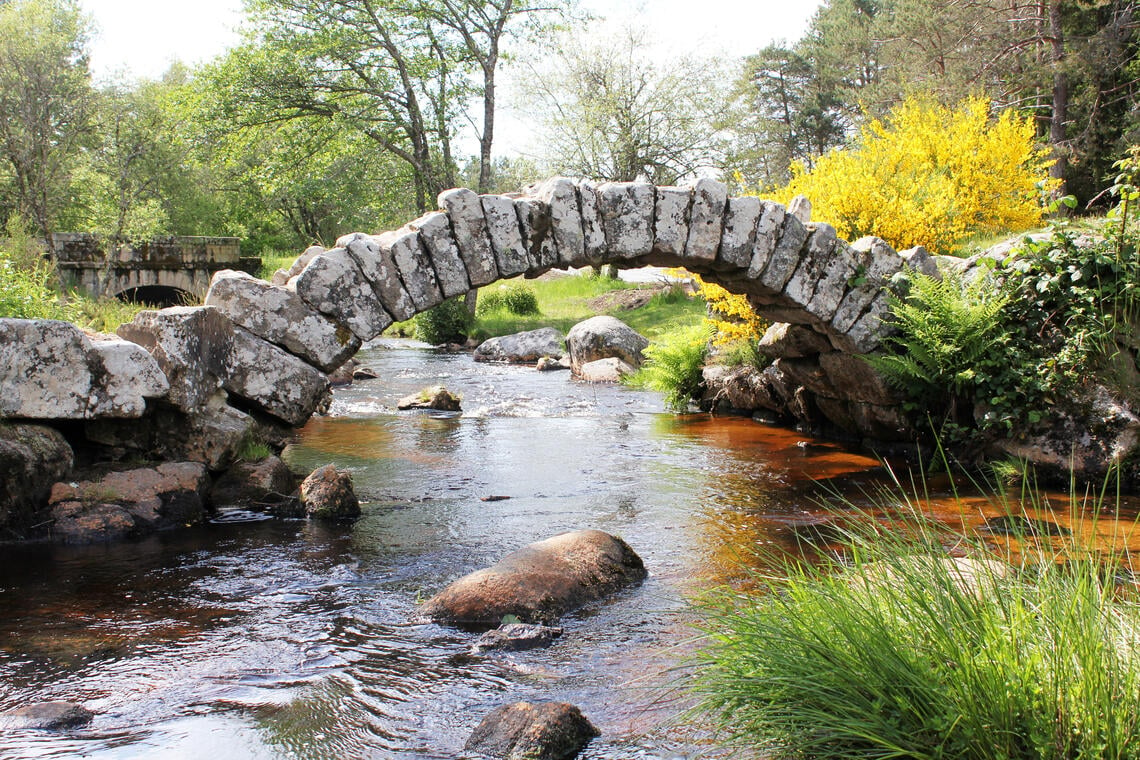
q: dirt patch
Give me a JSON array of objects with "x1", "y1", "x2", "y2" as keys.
[{"x1": 587, "y1": 287, "x2": 667, "y2": 312}]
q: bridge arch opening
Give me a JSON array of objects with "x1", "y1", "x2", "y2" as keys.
[{"x1": 116, "y1": 286, "x2": 194, "y2": 307}]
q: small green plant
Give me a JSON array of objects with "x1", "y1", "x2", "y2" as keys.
[
  {"x1": 692, "y1": 488, "x2": 1140, "y2": 760},
  {"x1": 413, "y1": 297, "x2": 473, "y2": 344},
  {"x1": 867, "y1": 270, "x2": 1009, "y2": 422},
  {"x1": 625, "y1": 323, "x2": 712, "y2": 411},
  {"x1": 236, "y1": 433, "x2": 273, "y2": 462}
]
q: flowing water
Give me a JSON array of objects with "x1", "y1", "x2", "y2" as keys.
[{"x1": 2, "y1": 339, "x2": 1138, "y2": 759}]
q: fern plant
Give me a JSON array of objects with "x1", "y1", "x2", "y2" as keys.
[
  {"x1": 626, "y1": 324, "x2": 712, "y2": 411},
  {"x1": 867, "y1": 271, "x2": 1008, "y2": 421}
]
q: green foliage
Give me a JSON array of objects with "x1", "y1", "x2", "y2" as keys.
[
  {"x1": 625, "y1": 324, "x2": 712, "y2": 411},
  {"x1": 236, "y1": 434, "x2": 273, "y2": 463},
  {"x1": 694, "y1": 499, "x2": 1140, "y2": 759},
  {"x1": 0, "y1": 243, "x2": 68, "y2": 320},
  {"x1": 867, "y1": 271, "x2": 1009, "y2": 418},
  {"x1": 413, "y1": 297, "x2": 473, "y2": 345},
  {"x1": 476, "y1": 282, "x2": 540, "y2": 316}
]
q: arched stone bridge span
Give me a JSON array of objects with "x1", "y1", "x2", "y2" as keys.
[
  {"x1": 185, "y1": 177, "x2": 914, "y2": 439},
  {"x1": 0, "y1": 178, "x2": 918, "y2": 472}
]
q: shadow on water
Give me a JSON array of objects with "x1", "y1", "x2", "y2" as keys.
[{"x1": 4, "y1": 339, "x2": 1140, "y2": 757}]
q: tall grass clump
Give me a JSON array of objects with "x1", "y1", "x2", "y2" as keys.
[
  {"x1": 625, "y1": 323, "x2": 711, "y2": 410},
  {"x1": 692, "y1": 495, "x2": 1140, "y2": 760}
]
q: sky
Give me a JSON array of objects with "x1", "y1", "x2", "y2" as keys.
[
  {"x1": 77, "y1": 0, "x2": 822, "y2": 158},
  {"x1": 79, "y1": 0, "x2": 821, "y2": 81}
]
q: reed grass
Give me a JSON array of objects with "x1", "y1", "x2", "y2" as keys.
[{"x1": 692, "y1": 471, "x2": 1140, "y2": 759}]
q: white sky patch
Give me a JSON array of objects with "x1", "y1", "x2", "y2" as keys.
[{"x1": 80, "y1": 0, "x2": 244, "y2": 82}]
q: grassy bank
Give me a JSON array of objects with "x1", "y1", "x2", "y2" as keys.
[
  {"x1": 692, "y1": 480, "x2": 1140, "y2": 759},
  {"x1": 394, "y1": 273, "x2": 708, "y2": 343}
]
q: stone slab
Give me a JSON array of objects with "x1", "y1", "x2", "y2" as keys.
[
  {"x1": 439, "y1": 188, "x2": 499, "y2": 287},
  {"x1": 292, "y1": 248, "x2": 393, "y2": 341},
  {"x1": 407, "y1": 212, "x2": 470, "y2": 298}
]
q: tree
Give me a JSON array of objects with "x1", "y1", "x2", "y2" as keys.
[
  {"x1": 524, "y1": 27, "x2": 727, "y2": 184},
  {"x1": 210, "y1": 0, "x2": 567, "y2": 211},
  {"x1": 0, "y1": 0, "x2": 94, "y2": 245}
]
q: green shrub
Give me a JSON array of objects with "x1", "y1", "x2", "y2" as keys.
[
  {"x1": 693, "y1": 496, "x2": 1140, "y2": 760},
  {"x1": 476, "y1": 282, "x2": 540, "y2": 316},
  {"x1": 625, "y1": 324, "x2": 711, "y2": 411},
  {"x1": 413, "y1": 297, "x2": 472, "y2": 344}
]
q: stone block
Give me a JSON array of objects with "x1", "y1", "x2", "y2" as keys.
[
  {"x1": 784, "y1": 224, "x2": 838, "y2": 307},
  {"x1": 292, "y1": 248, "x2": 393, "y2": 341},
  {"x1": 718, "y1": 195, "x2": 763, "y2": 269},
  {"x1": 0, "y1": 319, "x2": 92, "y2": 419},
  {"x1": 597, "y1": 181, "x2": 655, "y2": 259},
  {"x1": 747, "y1": 201, "x2": 787, "y2": 279},
  {"x1": 805, "y1": 237, "x2": 859, "y2": 323},
  {"x1": 831, "y1": 236, "x2": 903, "y2": 335},
  {"x1": 438, "y1": 188, "x2": 499, "y2": 286},
  {"x1": 117, "y1": 306, "x2": 233, "y2": 412},
  {"x1": 206, "y1": 269, "x2": 360, "y2": 372},
  {"x1": 535, "y1": 178, "x2": 586, "y2": 268},
  {"x1": 407, "y1": 211, "x2": 470, "y2": 297},
  {"x1": 684, "y1": 178, "x2": 728, "y2": 261},
  {"x1": 86, "y1": 337, "x2": 170, "y2": 418},
  {"x1": 514, "y1": 197, "x2": 558, "y2": 271},
  {"x1": 377, "y1": 229, "x2": 444, "y2": 313},
  {"x1": 653, "y1": 186, "x2": 691, "y2": 259},
  {"x1": 577, "y1": 180, "x2": 608, "y2": 263},
  {"x1": 481, "y1": 194, "x2": 531, "y2": 277},
  {"x1": 223, "y1": 326, "x2": 330, "y2": 427}
]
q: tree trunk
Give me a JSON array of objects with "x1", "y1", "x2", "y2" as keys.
[{"x1": 1047, "y1": 0, "x2": 1068, "y2": 197}]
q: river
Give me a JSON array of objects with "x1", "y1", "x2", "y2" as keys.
[{"x1": 2, "y1": 339, "x2": 1137, "y2": 758}]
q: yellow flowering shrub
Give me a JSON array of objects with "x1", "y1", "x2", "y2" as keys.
[
  {"x1": 776, "y1": 97, "x2": 1056, "y2": 255},
  {"x1": 667, "y1": 268, "x2": 766, "y2": 347}
]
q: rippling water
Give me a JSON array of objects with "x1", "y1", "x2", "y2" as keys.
[{"x1": 2, "y1": 339, "x2": 1137, "y2": 758}]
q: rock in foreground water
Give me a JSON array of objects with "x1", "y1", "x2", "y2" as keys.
[
  {"x1": 396, "y1": 386, "x2": 462, "y2": 412},
  {"x1": 471, "y1": 623, "x2": 564, "y2": 654},
  {"x1": 0, "y1": 701, "x2": 94, "y2": 730},
  {"x1": 300, "y1": 464, "x2": 360, "y2": 521},
  {"x1": 421, "y1": 529, "x2": 646, "y2": 629},
  {"x1": 465, "y1": 701, "x2": 598, "y2": 760}
]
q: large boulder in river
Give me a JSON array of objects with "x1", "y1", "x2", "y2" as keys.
[
  {"x1": 474, "y1": 327, "x2": 565, "y2": 364},
  {"x1": 0, "y1": 424, "x2": 74, "y2": 537},
  {"x1": 421, "y1": 529, "x2": 647, "y2": 630},
  {"x1": 565, "y1": 316, "x2": 648, "y2": 375},
  {"x1": 465, "y1": 701, "x2": 598, "y2": 760},
  {"x1": 397, "y1": 386, "x2": 462, "y2": 412},
  {"x1": 48, "y1": 462, "x2": 210, "y2": 544},
  {"x1": 300, "y1": 464, "x2": 360, "y2": 521}
]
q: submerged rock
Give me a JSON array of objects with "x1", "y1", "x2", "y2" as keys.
[
  {"x1": 0, "y1": 701, "x2": 94, "y2": 731},
  {"x1": 575, "y1": 357, "x2": 636, "y2": 383},
  {"x1": 397, "y1": 386, "x2": 462, "y2": 412},
  {"x1": 300, "y1": 464, "x2": 360, "y2": 521},
  {"x1": 421, "y1": 529, "x2": 647, "y2": 630},
  {"x1": 465, "y1": 701, "x2": 598, "y2": 760},
  {"x1": 471, "y1": 623, "x2": 564, "y2": 654},
  {"x1": 48, "y1": 462, "x2": 210, "y2": 544},
  {"x1": 210, "y1": 455, "x2": 296, "y2": 510}
]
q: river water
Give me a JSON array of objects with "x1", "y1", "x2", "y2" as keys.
[{"x1": 2, "y1": 339, "x2": 1138, "y2": 758}]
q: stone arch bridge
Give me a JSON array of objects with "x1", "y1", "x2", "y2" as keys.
[
  {"x1": 53, "y1": 233, "x2": 261, "y2": 306},
  {"x1": 2, "y1": 178, "x2": 929, "y2": 469}
]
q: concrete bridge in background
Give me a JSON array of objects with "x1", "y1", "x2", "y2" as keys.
[{"x1": 53, "y1": 234, "x2": 261, "y2": 305}]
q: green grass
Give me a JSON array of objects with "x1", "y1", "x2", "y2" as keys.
[
  {"x1": 692, "y1": 477, "x2": 1140, "y2": 760},
  {"x1": 467, "y1": 274, "x2": 705, "y2": 340},
  {"x1": 258, "y1": 253, "x2": 298, "y2": 281}
]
